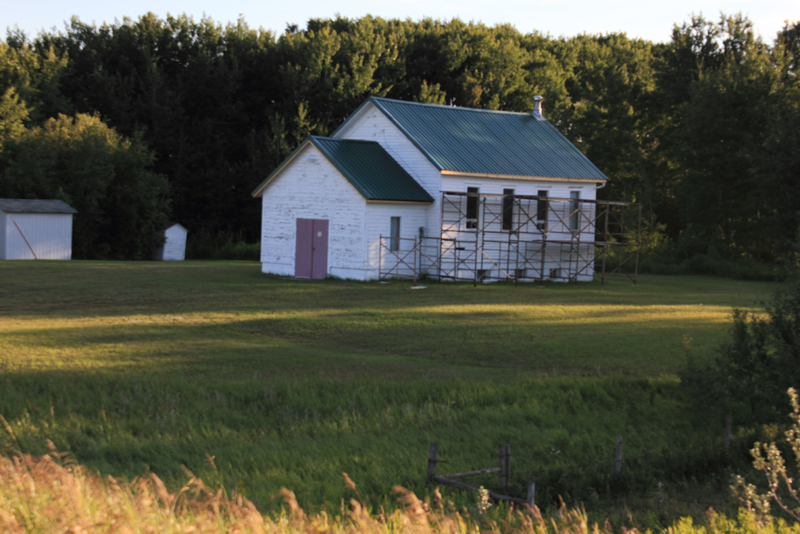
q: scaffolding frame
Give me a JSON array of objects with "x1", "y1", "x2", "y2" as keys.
[{"x1": 379, "y1": 192, "x2": 641, "y2": 285}]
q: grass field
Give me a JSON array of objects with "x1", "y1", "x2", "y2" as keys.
[{"x1": 0, "y1": 261, "x2": 774, "y2": 524}]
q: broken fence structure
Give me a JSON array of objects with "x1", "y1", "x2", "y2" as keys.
[
  {"x1": 427, "y1": 442, "x2": 535, "y2": 508},
  {"x1": 380, "y1": 192, "x2": 641, "y2": 285},
  {"x1": 426, "y1": 418, "x2": 738, "y2": 508}
]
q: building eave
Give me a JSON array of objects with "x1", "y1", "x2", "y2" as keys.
[
  {"x1": 365, "y1": 199, "x2": 433, "y2": 205},
  {"x1": 439, "y1": 170, "x2": 606, "y2": 184}
]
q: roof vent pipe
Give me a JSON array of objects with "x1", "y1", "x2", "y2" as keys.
[{"x1": 533, "y1": 95, "x2": 545, "y2": 120}]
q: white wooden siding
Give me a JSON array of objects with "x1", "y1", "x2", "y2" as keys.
[
  {"x1": 1, "y1": 212, "x2": 73, "y2": 260},
  {"x1": 259, "y1": 144, "x2": 369, "y2": 280},
  {"x1": 365, "y1": 203, "x2": 429, "y2": 279},
  {"x1": 0, "y1": 213, "x2": 5, "y2": 259},
  {"x1": 441, "y1": 176, "x2": 597, "y2": 240},
  {"x1": 440, "y1": 176, "x2": 598, "y2": 281},
  {"x1": 333, "y1": 103, "x2": 443, "y2": 239},
  {"x1": 162, "y1": 225, "x2": 187, "y2": 261}
]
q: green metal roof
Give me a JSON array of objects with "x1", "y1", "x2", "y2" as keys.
[
  {"x1": 252, "y1": 137, "x2": 434, "y2": 202},
  {"x1": 356, "y1": 97, "x2": 607, "y2": 181}
]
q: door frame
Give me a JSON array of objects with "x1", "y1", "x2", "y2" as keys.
[{"x1": 294, "y1": 218, "x2": 329, "y2": 279}]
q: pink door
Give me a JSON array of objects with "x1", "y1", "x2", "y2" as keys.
[{"x1": 295, "y1": 219, "x2": 328, "y2": 279}]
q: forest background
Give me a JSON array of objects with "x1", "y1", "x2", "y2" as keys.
[{"x1": 0, "y1": 12, "x2": 798, "y2": 270}]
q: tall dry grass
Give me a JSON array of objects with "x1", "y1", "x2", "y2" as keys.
[
  {"x1": 2, "y1": 447, "x2": 799, "y2": 534},
  {"x1": 0, "y1": 445, "x2": 264, "y2": 533},
  {"x1": 0, "y1": 445, "x2": 597, "y2": 534}
]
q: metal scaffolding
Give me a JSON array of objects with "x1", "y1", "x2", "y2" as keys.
[{"x1": 379, "y1": 191, "x2": 641, "y2": 285}]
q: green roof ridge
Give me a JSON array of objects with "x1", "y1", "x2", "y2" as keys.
[{"x1": 369, "y1": 96, "x2": 532, "y2": 116}]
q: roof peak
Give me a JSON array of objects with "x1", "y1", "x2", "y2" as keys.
[
  {"x1": 309, "y1": 136, "x2": 380, "y2": 145},
  {"x1": 368, "y1": 96, "x2": 535, "y2": 117}
]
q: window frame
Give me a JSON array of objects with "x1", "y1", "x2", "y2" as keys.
[
  {"x1": 569, "y1": 191, "x2": 580, "y2": 232},
  {"x1": 466, "y1": 187, "x2": 479, "y2": 229},
  {"x1": 536, "y1": 190, "x2": 549, "y2": 230},
  {"x1": 390, "y1": 216, "x2": 401, "y2": 252},
  {"x1": 502, "y1": 189, "x2": 514, "y2": 231}
]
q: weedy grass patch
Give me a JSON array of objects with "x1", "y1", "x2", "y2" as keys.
[
  {"x1": 0, "y1": 261, "x2": 774, "y2": 522},
  {"x1": 5, "y1": 451, "x2": 800, "y2": 534},
  {"x1": 7, "y1": 451, "x2": 798, "y2": 534}
]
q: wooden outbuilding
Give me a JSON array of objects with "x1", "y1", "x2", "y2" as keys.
[
  {"x1": 0, "y1": 199, "x2": 77, "y2": 260},
  {"x1": 152, "y1": 222, "x2": 188, "y2": 261}
]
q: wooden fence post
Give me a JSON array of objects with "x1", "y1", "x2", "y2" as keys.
[
  {"x1": 413, "y1": 236, "x2": 418, "y2": 284},
  {"x1": 427, "y1": 442, "x2": 439, "y2": 483},
  {"x1": 527, "y1": 477, "x2": 536, "y2": 509},
  {"x1": 615, "y1": 436, "x2": 623, "y2": 473},
  {"x1": 498, "y1": 446, "x2": 506, "y2": 488},
  {"x1": 504, "y1": 444, "x2": 511, "y2": 486},
  {"x1": 725, "y1": 415, "x2": 732, "y2": 449}
]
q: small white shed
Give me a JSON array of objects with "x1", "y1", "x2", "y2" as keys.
[
  {"x1": 0, "y1": 199, "x2": 77, "y2": 260},
  {"x1": 153, "y1": 223, "x2": 188, "y2": 261}
]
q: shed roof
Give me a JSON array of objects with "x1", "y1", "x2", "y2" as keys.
[
  {"x1": 0, "y1": 199, "x2": 78, "y2": 214},
  {"x1": 252, "y1": 136, "x2": 434, "y2": 202},
  {"x1": 160, "y1": 222, "x2": 187, "y2": 233},
  {"x1": 338, "y1": 97, "x2": 607, "y2": 181}
]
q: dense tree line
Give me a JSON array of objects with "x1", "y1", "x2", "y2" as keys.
[{"x1": 0, "y1": 13, "x2": 797, "y2": 262}]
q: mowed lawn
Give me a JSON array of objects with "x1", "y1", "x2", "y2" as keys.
[
  {"x1": 0, "y1": 261, "x2": 768, "y2": 380},
  {"x1": 0, "y1": 261, "x2": 774, "y2": 516}
]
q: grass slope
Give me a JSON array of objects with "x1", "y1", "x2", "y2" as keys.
[
  {"x1": 0, "y1": 261, "x2": 767, "y2": 379},
  {"x1": 0, "y1": 261, "x2": 772, "y2": 522}
]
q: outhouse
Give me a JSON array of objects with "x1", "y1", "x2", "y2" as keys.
[{"x1": 153, "y1": 222, "x2": 188, "y2": 261}]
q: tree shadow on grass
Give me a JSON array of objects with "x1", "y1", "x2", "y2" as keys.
[
  {"x1": 0, "y1": 262, "x2": 769, "y2": 321},
  {"x1": 2, "y1": 303, "x2": 728, "y2": 382}
]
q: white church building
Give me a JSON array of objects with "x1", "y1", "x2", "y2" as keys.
[{"x1": 252, "y1": 97, "x2": 625, "y2": 283}]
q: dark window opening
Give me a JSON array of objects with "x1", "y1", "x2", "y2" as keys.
[
  {"x1": 536, "y1": 190, "x2": 548, "y2": 230},
  {"x1": 569, "y1": 191, "x2": 580, "y2": 231},
  {"x1": 502, "y1": 189, "x2": 514, "y2": 231},
  {"x1": 466, "y1": 187, "x2": 479, "y2": 229},
  {"x1": 390, "y1": 217, "x2": 400, "y2": 251},
  {"x1": 536, "y1": 190, "x2": 548, "y2": 221}
]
